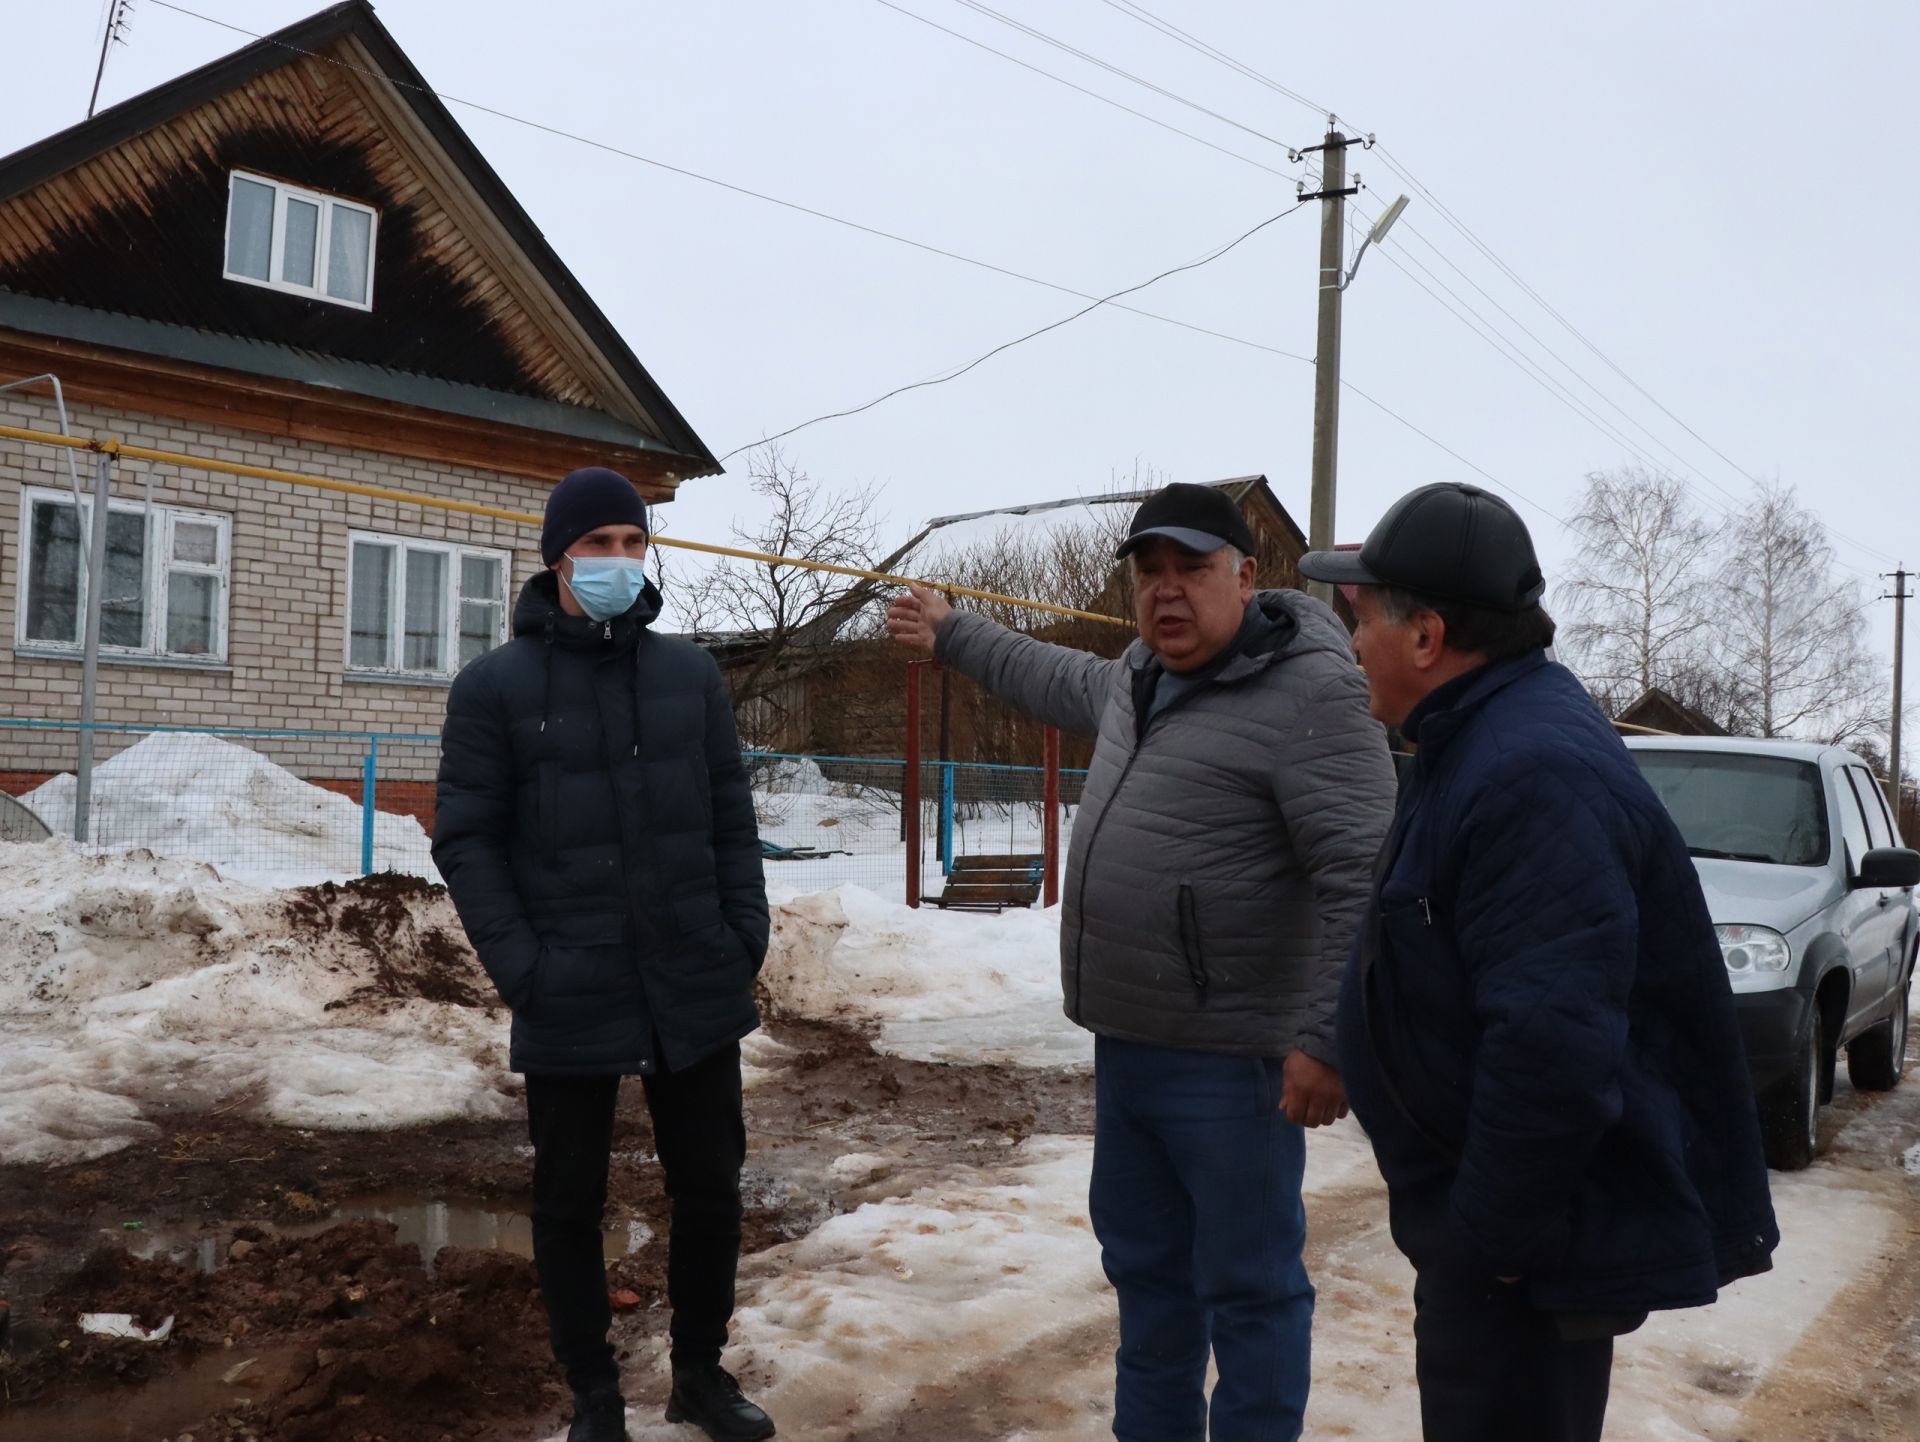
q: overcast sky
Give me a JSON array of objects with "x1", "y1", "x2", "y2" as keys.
[{"x1": 5, "y1": 0, "x2": 1917, "y2": 652}]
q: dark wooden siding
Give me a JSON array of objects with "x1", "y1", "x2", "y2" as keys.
[{"x1": 0, "y1": 53, "x2": 591, "y2": 404}]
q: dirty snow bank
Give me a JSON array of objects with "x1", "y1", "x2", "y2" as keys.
[
  {"x1": 0, "y1": 841, "x2": 513, "y2": 1166},
  {"x1": 718, "y1": 1136, "x2": 1111, "y2": 1441},
  {"x1": 758, "y1": 885, "x2": 1088, "y2": 1068},
  {"x1": 22, "y1": 731, "x2": 438, "y2": 887}
]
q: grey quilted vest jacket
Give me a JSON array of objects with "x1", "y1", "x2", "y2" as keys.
[{"x1": 936, "y1": 589, "x2": 1395, "y2": 1060}]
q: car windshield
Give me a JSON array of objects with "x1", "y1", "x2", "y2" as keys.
[{"x1": 1631, "y1": 751, "x2": 1829, "y2": 866}]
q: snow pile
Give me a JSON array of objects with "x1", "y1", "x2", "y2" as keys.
[
  {"x1": 22, "y1": 731, "x2": 438, "y2": 888},
  {"x1": 759, "y1": 885, "x2": 1088, "y2": 1068},
  {"x1": 722, "y1": 1137, "x2": 1112, "y2": 1439},
  {"x1": 0, "y1": 840, "x2": 514, "y2": 1166}
]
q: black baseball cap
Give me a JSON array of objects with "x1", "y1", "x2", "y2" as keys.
[
  {"x1": 1295, "y1": 482, "x2": 1545, "y2": 611},
  {"x1": 1114, "y1": 483, "x2": 1258, "y2": 560}
]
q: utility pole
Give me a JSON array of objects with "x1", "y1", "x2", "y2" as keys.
[
  {"x1": 1300, "y1": 123, "x2": 1360, "y2": 606},
  {"x1": 1886, "y1": 566, "x2": 1911, "y2": 821}
]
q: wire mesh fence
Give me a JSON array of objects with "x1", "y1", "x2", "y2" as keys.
[
  {"x1": 749, "y1": 751, "x2": 1087, "y2": 902},
  {"x1": 0, "y1": 721, "x2": 1086, "y2": 905},
  {"x1": 0, "y1": 720, "x2": 440, "y2": 886}
]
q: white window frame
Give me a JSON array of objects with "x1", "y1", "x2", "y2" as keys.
[
  {"x1": 345, "y1": 531, "x2": 511, "y2": 680},
  {"x1": 222, "y1": 169, "x2": 379, "y2": 311},
  {"x1": 14, "y1": 486, "x2": 232, "y2": 663}
]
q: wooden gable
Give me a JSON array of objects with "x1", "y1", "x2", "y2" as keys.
[{"x1": 0, "y1": 2, "x2": 715, "y2": 485}]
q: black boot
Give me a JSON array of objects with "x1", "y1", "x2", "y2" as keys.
[
  {"x1": 665, "y1": 1361, "x2": 776, "y2": 1441},
  {"x1": 567, "y1": 1384, "x2": 629, "y2": 1442}
]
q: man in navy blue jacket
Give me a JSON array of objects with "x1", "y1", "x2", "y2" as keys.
[{"x1": 1298, "y1": 484, "x2": 1778, "y2": 1442}]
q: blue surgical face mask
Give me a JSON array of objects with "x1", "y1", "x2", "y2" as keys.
[{"x1": 563, "y1": 555, "x2": 650, "y2": 622}]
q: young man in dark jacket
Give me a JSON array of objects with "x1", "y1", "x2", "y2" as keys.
[
  {"x1": 1298, "y1": 483, "x2": 1779, "y2": 1442},
  {"x1": 433, "y1": 467, "x2": 774, "y2": 1442}
]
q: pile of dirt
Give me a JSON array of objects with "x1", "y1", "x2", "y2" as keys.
[
  {"x1": 287, "y1": 873, "x2": 492, "y2": 1010},
  {"x1": 17, "y1": 1220, "x2": 563, "y2": 1442}
]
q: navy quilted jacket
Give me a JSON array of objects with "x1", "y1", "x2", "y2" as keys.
[
  {"x1": 1336, "y1": 652, "x2": 1779, "y2": 1313},
  {"x1": 432, "y1": 571, "x2": 767, "y2": 1076}
]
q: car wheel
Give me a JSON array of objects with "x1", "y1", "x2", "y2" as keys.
[
  {"x1": 1761, "y1": 1007, "x2": 1825, "y2": 1170},
  {"x1": 1846, "y1": 979, "x2": 1911, "y2": 1092}
]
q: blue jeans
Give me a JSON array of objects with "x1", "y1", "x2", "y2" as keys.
[{"x1": 1091, "y1": 1036, "x2": 1314, "y2": 1442}]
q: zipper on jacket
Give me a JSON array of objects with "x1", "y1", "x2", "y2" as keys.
[{"x1": 1068, "y1": 696, "x2": 1201, "y2": 1019}]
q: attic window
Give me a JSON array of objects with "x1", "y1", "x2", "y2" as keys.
[{"x1": 223, "y1": 171, "x2": 377, "y2": 309}]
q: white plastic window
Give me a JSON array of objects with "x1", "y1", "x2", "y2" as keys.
[
  {"x1": 16, "y1": 487, "x2": 230, "y2": 662},
  {"x1": 223, "y1": 170, "x2": 378, "y2": 310},
  {"x1": 347, "y1": 532, "x2": 509, "y2": 678}
]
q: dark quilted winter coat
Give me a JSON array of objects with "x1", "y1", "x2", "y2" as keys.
[
  {"x1": 1336, "y1": 652, "x2": 1779, "y2": 1314},
  {"x1": 432, "y1": 570, "x2": 767, "y2": 1075},
  {"x1": 937, "y1": 589, "x2": 1396, "y2": 1060}
]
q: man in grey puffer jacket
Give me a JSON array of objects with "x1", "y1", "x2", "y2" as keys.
[{"x1": 888, "y1": 483, "x2": 1395, "y2": 1442}]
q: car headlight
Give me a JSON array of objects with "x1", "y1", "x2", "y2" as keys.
[{"x1": 1715, "y1": 924, "x2": 1792, "y2": 974}]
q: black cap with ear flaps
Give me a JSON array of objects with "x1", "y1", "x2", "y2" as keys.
[{"x1": 1295, "y1": 482, "x2": 1545, "y2": 611}]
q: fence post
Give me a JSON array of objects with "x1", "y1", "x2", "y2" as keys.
[
  {"x1": 905, "y1": 662, "x2": 925, "y2": 908},
  {"x1": 360, "y1": 736, "x2": 379, "y2": 877},
  {"x1": 1043, "y1": 725, "x2": 1061, "y2": 908},
  {"x1": 939, "y1": 763, "x2": 955, "y2": 877}
]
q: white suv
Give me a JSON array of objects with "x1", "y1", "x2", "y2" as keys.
[{"x1": 1625, "y1": 737, "x2": 1919, "y2": 1169}]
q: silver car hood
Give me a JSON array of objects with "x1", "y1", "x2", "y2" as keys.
[{"x1": 1690, "y1": 858, "x2": 1839, "y2": 934}]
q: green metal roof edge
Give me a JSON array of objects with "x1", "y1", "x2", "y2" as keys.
[{"x1": 0, "y1": 289, "x2": 684, "y2": 458}]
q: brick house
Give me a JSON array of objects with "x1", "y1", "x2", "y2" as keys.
[{"x1": 0, "y1": 2, "x2": 717, "y2": 823}]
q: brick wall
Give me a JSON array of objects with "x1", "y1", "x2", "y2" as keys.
[{"x1": 0, "y1": 390, "x2": 552, "y2": 780}]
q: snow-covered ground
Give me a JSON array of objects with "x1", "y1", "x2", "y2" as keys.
[
  {"x1": 0, "y1": 840, "x2": 515, "y2": 1166},
  {"x1": 7, "y1": 741, "x2": 1918, "y2": 1439},
  {"x1": 759, "y1": 884, "x2": 1088, "y2": 1068}
]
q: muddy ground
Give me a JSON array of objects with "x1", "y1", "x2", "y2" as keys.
[{"x1": 0, "y1": 1001, "x2": 1093, "y2": 1442}]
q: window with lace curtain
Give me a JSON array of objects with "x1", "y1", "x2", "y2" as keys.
[
  {"x1": 346, "y1": 531, "x2": 509, "y2": 680},
  {"x1": 224, "y1": 170, "x2": 377, "y2": 310}
]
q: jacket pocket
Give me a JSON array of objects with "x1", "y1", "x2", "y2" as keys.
[{"x1": 1177, "y1": 883, "x2": 1210, "y2": 996}]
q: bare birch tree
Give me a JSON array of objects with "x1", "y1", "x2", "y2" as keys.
[
  {"x1": 1717, "y1": 482, "x2": 1883, "y2": 743},
  {"x1": 1555, "y1": 467, "x2": 1719, "y2": 715}
]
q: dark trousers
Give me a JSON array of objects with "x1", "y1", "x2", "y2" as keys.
[
  {"x1": 525, "y1": 1043, "x2": 746, "y2": 1393},
  {"x1": 1090, "y1": 1036, "x2": 1315, "y2": 1442},
  {"x1": 1412, "y1": 1271, "x2": 1615, "y2": 1442}
]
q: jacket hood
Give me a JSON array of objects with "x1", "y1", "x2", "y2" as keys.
[{"x1": 512, "y1": 567, "x2": 663, "y2": 645}]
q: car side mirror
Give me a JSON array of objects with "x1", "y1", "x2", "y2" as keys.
[{"x1": 1853, "y1": 847, "x2": 1920, "y2": 890}]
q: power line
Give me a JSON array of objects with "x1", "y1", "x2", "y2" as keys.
[
  {"x1": 1347, "y1": 195, "x2": 1741, "y2": 520},
  {"x1": 1089, "y1": 0, "x2": 1905, "y2": 570},
  {"x1": 1338, "y1": 378, "x2": 1570, "y2": 533},
  {"x1": 869, "y1": 0, "x2": 1295, "y2": 180},
  {"x1": 941, "y1": 0, "x2": 1298, "y2": 154},
  {"x1": 146, "y1": 0, "x2": 1313, "y2": 371},
  {"x1": 145, "y1": 2, "x2": 1570, "y2": 539},
  {"x1": 720, "y1": 201, "x2": 1310, "y2": 461},
  {"x1": 1093, "y1": 0, "x2": 1332, "y2": 122}
]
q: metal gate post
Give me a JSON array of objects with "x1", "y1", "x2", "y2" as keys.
[
  {"x1": 360, "y1": 736, "x2": 379, "y2": 876},
  {"x1": 1042, "y1": 725, "x2": 1061, "y2": 908},
  {"x1": 905, "y1": 662, "x2": 926, "y2": 908}
]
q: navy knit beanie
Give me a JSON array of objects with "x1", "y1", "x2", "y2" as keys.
[{"x1": 541, "y1": 467, "x2": 650, "y2": 565}]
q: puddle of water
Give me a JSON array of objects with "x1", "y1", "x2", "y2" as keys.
[
  {"x1": 129, "y1": 1195, "x2": 652, "y2": 1275},
  {"x1": 0, "y1": 1343, "x2": 305, "y2": 1442}
]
